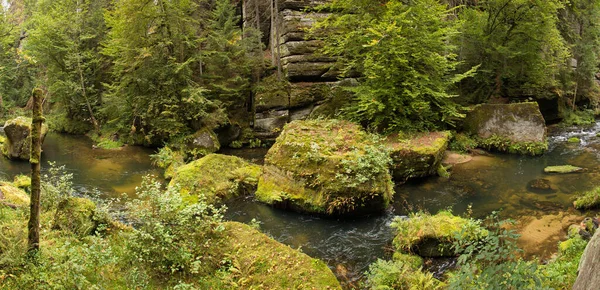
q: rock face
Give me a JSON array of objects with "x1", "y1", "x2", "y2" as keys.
[
  {"x1": 3, "y1": 116, "x2": 49, "y2": 160},
  {"x1": 463, "y1": 103, "x2": 548, "y2": 155},
  {"x1": 186, "y1": 128, "x2": 220, "y2": 155},
  {"x1": 573, "y1": 229, "x2": 600, "y2": 290},
  {"x1": 168, "y1": 154, "x2": 261, "y2": 204},
  {"x1": 220, "y1": 221, "x2": 341, "y2": 289},
  {"x1": 255, "y1": 119, "x2": 393, "y2": 215},
  {"x1": 385, "y1": 132, "x2": 451, "y2": 181}
]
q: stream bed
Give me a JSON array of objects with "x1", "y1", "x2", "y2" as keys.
[{"x1": 3, "y1": 124, "x2": 600, "y2": 285}]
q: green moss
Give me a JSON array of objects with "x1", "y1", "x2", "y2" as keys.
[
  {"x1": 13, "y1": 175, "x2": 31, "y2": 189},
  {"x1": 386, "y1": 131, "x2": 451, "y2": 180},
  {"x1": 477, "y1": 134, "x2": 548, "y2": 155},
  {"x1": 567, "y1": 137, "x2": 581, "y2": 143},
  {"x1": 256, "y1": 119, "x2": 394, "y2": 215},
  {"x1": 168, "y1": 154, "x2": 261, "y2": 204},
  {"x1": 392, "y1": 211, "x2": 488, "y2": 257},
  {"x1": 52, "y1": 197, "x2": 106, "y2": 236},
  {"x1": 0, "y1": 135, "x2": 5, "y2": 144},
  {"x1": 364, "y1": 259, "x2": 444, "y2": 290},
  {"x1": 560, "y1": 109, "x2": 595, "y2": 127},
  {"x1": 205, "y1": 222, "x2": 341, "y2": 289},
  {"x1": 392, "y1": 252, "x2": 424, "y2": 270},
  {"x1": 573, "y1": 187, "x2": 600, "y2": 209},
  {"x1": 0, "y1": 182, "x2": 30, "y2": 207},
  {"x1": 544, "y1": 165, "x2": 583, "y2": 174}
]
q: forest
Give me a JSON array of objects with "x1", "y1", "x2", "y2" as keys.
[{"x1": 1, "y1": 0, "x2": 600, "y2": 289}]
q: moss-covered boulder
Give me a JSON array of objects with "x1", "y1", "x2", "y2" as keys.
[
  {"x1": 385, "y1": 132, "x2": 451, "y2": 181},
  {"x1": 3, "y1": 116, "x2": 49, "y2": 160},
  {"x1": 254, "y1": 75, "x2": 291, "y2": 111},
  {"x1": 392, "y1": 211, "x2": 487, "y2": 257},
  {"x1": 255, "y1": 119, "x2": 393, "y2": 215},
  {"x1": 52, "y1": 197, "x2": 108, "y2": 236},
  {"x1": 13, "y1": 175, "x2": 31, "y2": 190},
  {"x1": 0, "y1": 182, "x2": 30, "y2": 207},
  {"x1": 214, "y1": 222, "x2": 341, "y2": 289},
  {"x1": 463, "y1": 103, "x2": 548, "y2": 155},
  {"x1": 168, "y1": 154, "x2": 261, "y2": 204}
]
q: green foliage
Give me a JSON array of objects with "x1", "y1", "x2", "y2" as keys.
[
  {"x1": 449, "y1": 212, "x2": 546, "y2": 290},
  {"x1": 449, "y1": 133, "x2": 478, "y2": 153},
  {"x1": 314, "y1": 0, "x2": 472, "y2": 133},
  {"x1": 560, "y1": 109, "x2": 596, "y2": 127},
  {"x1": 476, "y1": 135, "x2": 548, "y2": 155},
  {"x1": 26, "y1": 0, "x2": 109, "y2": 131},
  {"x1": 125, "y1": 176, "x2": 226, "y2": 278},
  {"x1": 457, "y1": 0, "x2": 569, "y2": 103},
  {"x1": 540, "y1": 236, "x2": 587, "y2": 289},
  {"x1": 573, "y1": 187, "x2": 600, "y2": 209},
  {"x1": 364, "y1": 259, "x2": 444, "y2": 290}
]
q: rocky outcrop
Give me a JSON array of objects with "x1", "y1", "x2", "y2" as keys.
[
  {"x1": 385, "y1": 132, "x2": 451, "y2": 181},
  {"x1": 255, "y1": 119, "x2": 393, "y2": 215},
  {"x1": 463, "y1": 103, "x2": 548, "y2": 155},
  {"x1": 168, "y1": 154, "x2": 261, "y2": 204},
  {"x1": 573, "y1": 228, "x2": 600, "y2": 290},
  {"x1": 2, "y1": 116, "x2": 48, "y2": 160}
]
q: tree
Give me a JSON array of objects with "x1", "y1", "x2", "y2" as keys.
[
  {"x1": 26, "y1": 0, "x2": 109, "y2": 133},
  {"x1": 456, "y1": 0, "x2": 569, "y2": 103},
  {"x1": 314, "y1": 0, "x2": 472, "y2": 133},
  {"x1": 27, "y1": 88, "x2": 44, "y2": 253}
]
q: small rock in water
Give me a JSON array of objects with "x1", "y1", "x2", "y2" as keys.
[
  {"x1": 544, "y1": 165, "x2": 584, "y2": 174},
  {"x1": 568, "y1": 137, "x2": 581, "y2": 143},
  {"x1": 527, "y1": 178, "x2": 556, "y2": 193}
]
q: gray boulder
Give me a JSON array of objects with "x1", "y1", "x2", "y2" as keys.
[
  {"x1": 463, "y1": 103, "x2": 548, "y2": 155},
  {"x1": 3, "y1": 116, "x2": 48, "y2": 160},
  {"x1": 573, "y1": 229, "x2": 600, "y2": 290}
]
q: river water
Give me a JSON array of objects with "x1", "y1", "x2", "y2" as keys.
[{"x1": 2, "y1": 125, "x2": 600, "y2": 285}]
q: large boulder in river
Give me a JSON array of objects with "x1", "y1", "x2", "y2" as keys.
[
  {"x1": 168, "y1": 154, "x2": 261, "y2": 204},
  {"x1": 385, "y1": 132, "x2": 451, "y2": 181},
  {"x1": 2, "y1": 116, "x2": 48, "y2": 160},
  {"x1": 573, "y1": 228, "x2": 600, "y2": 289},
  {"x1": 255, "y1": 119, "x2": 393, "y2": 215},
  {"x1": 463, "y1": 103, "x2": 547, "y2": 155}
]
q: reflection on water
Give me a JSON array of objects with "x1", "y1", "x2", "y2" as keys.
[{"x1": 0, "y1": 133, "x2": 161, "y2": 198}]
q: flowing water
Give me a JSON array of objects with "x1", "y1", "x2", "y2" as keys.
[{"x1": 2, "y1": 125, "x2": 600, "y2": 285}]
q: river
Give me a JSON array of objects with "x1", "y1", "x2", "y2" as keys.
[{"x1": 2, "y1": 124, "x2": 600, "y2": 285}]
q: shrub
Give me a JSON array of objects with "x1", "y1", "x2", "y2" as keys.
[
  {"x1": 449, "y1": 133, "x2": 478, "y2": 153},
  {"x1": 125, "y1": 176, "x2": 226, "y2": 279}
]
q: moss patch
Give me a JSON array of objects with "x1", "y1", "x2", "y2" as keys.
[
  {"x1": 385, "y1": 131, "x2": 451, "y2": 181},
  {"x1": 392, "y1": 211, "x2": 487, "y2": 257},
  {"x1": 12, "y1": 175, "x2": 31, "y2": 189},
  {"x1": 52, "y1": 197, "x2": 108, "y2": 237},
  {"x1": 255, "y1": 119, "x2": 393, "y2": 215},
  {"x1": 168, "y1": 154, "x2": 261, "y2": 204},
  {"x1": 567, "y1": 137, "x2": 581, "y2": 143},
  {"x1": 544, "y1": 165, "x2": 584, "y2": 174},
  {"x1": 208, "y1": 222, "x2": 341, "y2": 289},
  {"x1": 0, "y1": 182, "x2": 30, "y2": 207},
  {"x1": 574, "y1": 187, "x2": 600, "y2": 210}
]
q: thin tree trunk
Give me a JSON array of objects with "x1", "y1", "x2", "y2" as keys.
[
  {"x1": 76, "y1": 55, "x2": 100, "y2": 133},
  {"x1": 27, "y1": 88, "x2": 44, "y2": 253},
  {"x1": 270, "y1": 0, "x2": 276, "y2": 66},
  {"x1": 274, "y1": 0, "x2": 282, "y2": 80}
]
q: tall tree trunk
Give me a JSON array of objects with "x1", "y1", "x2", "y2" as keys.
[{"x1": 27, "y1": 88, "x2": 44, "y2": 253}]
